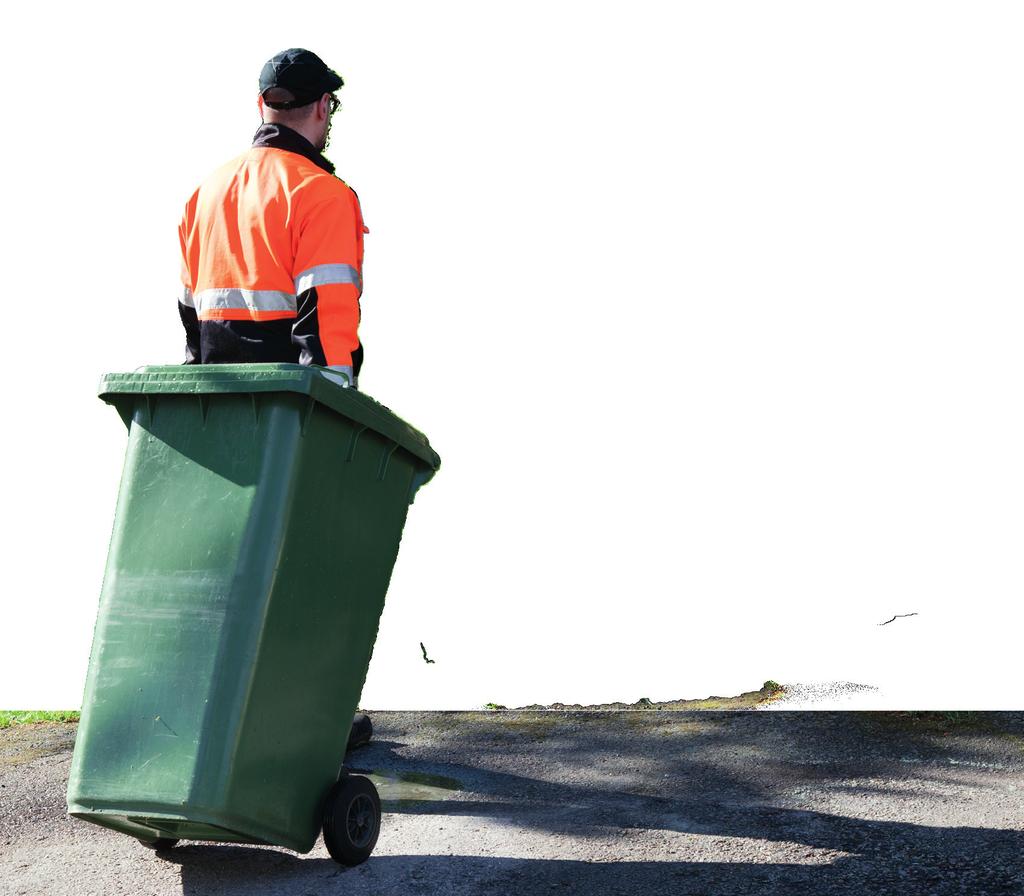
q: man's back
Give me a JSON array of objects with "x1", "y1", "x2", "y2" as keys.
[{"x1": 178, "y1": 123, "x2": 366, "y2": 380}]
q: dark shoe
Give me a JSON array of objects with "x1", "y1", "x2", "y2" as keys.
[{"x1": 346, "y1": 712, "x2": 373, "y2": 753}]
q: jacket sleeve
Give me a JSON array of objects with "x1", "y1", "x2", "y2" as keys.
[
  {"x1": 178, "y1": 209, "x2": 200, "y2": 364},
  {"x1": 291, "y1": 188, "x2": 364, "y2": 369}
]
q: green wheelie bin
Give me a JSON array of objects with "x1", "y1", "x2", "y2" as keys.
[{"x1": 66, "y1": 364, "x2": 441, "y2": 865}]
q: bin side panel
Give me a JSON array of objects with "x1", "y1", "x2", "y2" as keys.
[{"x1": 223, "y1": 405, "x2": 416, "y2": 851}]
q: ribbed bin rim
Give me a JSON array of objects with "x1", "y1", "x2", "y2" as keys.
[{"x1": 98, "y1": 364, "x2": 441, "y2": 477}]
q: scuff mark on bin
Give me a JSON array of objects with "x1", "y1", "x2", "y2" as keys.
[
  {"x1": 137, "y1": 753, "x2": 161, "y2": 771},
  {"x1": 153, "y1": 716, "x2": 178, "y2": 737}
]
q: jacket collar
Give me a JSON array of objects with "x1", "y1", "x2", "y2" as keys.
[{"x1": 251, "y1": 122, "x2": 335, "y2": 174}]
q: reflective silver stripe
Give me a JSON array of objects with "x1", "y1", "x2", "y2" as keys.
[
  {"x1": 294, "y1": 263, "x2": 361, "y2": 294},
  {"x1": 180, "y1": 286, "x2": 194, "y2": 308},
  {"x1": 193, "y1": 288, "x2": 296, "y2": 314}
]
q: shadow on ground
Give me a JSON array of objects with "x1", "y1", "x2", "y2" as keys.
[
  {"x1": 172, "y1": 847, "x2": 1019, "y2": 896},
  {"x1": 165, "y1": 712, "x2": 1024, "y2": 895}
]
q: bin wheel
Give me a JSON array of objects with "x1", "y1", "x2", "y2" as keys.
[
  {"x1": 138, "y1": 837, "x2": 179, "y2": 851},
  {"x1": 322, "y1": 774, "x2": 381, "y2": 866}
]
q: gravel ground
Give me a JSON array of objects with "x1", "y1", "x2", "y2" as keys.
[{"x1": 2, "y1": 711, "x2": 1023, "y2": 895}]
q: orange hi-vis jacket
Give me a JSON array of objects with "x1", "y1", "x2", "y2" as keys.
[{"x1": 178, "y1": 123, "x2": 367, "y2": 375}]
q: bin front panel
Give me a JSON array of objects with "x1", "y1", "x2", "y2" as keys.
[{"x1": 68, "y1": 394, "x2": 293, "y2": 822}]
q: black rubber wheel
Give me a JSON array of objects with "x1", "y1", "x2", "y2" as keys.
[
  {"x1": 138, "y1": 837, "x2": 179, "y2": 851},
  {"x1": 346, "y1": 713, "x2": 373, "y2": 753},
  {"x1": 322, "y1": 774, "x2": 381, "y2": 866}
]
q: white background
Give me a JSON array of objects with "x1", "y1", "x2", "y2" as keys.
[{"x1": 2, "y1": 1, "x2": 1021, "y2": 710}]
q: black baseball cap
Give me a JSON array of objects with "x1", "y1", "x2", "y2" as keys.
[{"x1": 259, "y1": 48, "x2": 343, "y2": 109}]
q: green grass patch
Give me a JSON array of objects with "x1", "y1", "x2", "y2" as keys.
[{"x1": 0, "y1": 710, "x2": 81, "y2": 730}]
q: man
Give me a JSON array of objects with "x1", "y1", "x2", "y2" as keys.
[
  {"x1": 178, "y1": 47, "x2": 367, "y2": 388},
  {"x1": 177, "y1": 49, "x2": 373, "y2": 751}
]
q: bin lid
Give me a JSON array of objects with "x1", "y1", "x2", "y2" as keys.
[{"x1": 98, "y1": 364, "x2": 441, "y2": 476}]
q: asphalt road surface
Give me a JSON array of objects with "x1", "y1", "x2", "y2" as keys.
[{"x1": 2, "y1": 711, "x2": 1023, "y2": 895}]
